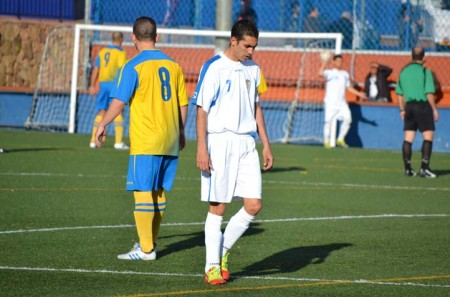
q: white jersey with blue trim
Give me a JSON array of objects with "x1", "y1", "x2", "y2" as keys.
[
  {"x1": 193, "y1": 53, "x2": 261, "y2": 135},
  {"x1": 323, "y1": 68, "x2": 350, "y2": 105}
]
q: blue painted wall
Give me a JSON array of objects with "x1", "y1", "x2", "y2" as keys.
[
  {"x1": 1, "y1": 92, "x2": 449, "y2": 152},
  {"x1": 0, "y1": 0, "x2": 85, "y2": 20}
]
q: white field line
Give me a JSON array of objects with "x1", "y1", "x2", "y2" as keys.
[
  {"x1": 0, "y1": 213, "x2": 448, "y2": 235},
  {"x1": 1, "y1": 172, "x2": 450, "y2": 192},
  {"x1": 0, "y1": 265, "x2": 448, "y2": 289}
]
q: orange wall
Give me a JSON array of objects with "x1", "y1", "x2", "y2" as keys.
[{"x1": 89, "y1": 46, "x2": 450, "y2": 107}]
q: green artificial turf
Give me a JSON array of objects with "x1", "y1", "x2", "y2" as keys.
[{"x1": 0, "y1": 128, "x2": 449, "y2": 296}]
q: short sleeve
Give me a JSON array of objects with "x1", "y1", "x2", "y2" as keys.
[
  {"x1": 110, "y1": 64, "x2": 138, "y2": 104},
  {"x1": 193, "y1": 66, "x2": 218, "y2": 113},
  {"x1": 94, "y1": 55, "x2": 100, "y2": 68},
  {"x1": 323, "y1": 69, "x2": 331, "y2": 80},
  {"x1": 424, "y1": 69, "x2": 435, "y2": 94},
  {"x1": 344, "y1": 71, "x2": 350, "y2": 88},
  {"x1": 395, "y1": 71, "x2": 403, "y2": 95}
]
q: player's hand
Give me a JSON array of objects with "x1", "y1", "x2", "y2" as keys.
[
  {"x1": 179, "y1": 130, "x2": 186, "y2": 151},
  {"x1": 196, "y1": 147, "x2": 212, "y2": 173},
  {"x1": 89, "y1": 86, "x2": 97, "y2": 97},
  {"x1": 94, "y1": 124, "x2": 107, "y2": 148},
  {"x1": 433, "y1": 109, "x2": 439, "y2": 122},
  {"x1": 262, "y1": 147, "x2": 274, "y2": 171}
]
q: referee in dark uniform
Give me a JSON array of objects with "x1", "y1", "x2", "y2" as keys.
[{"x1": 396, "y1": 47, "x2": 439, "y2": 178}]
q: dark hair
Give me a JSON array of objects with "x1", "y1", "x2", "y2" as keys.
[
  {"x1": 112, "y1": 32, "x2": 123, "y2": 42},
  {"x1": 411, "y1": 47, "x2": 425, "y2": 61},
  {"x1": 133, "y1": 16, "x2": 157, "y2": 42},
  {"x1": 231, "y1": 20, "x2": 259, "y2": 41},
  {"x1": 333, "y1": 54, "x2": 343, "y2": 60}
]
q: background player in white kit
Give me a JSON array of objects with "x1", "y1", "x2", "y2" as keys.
[
  {"x1": 193, "y1": 20, "x2": 274, "y2": 285},
  {"x1": 319, "y1": 54, "x2": 367, "y2": 148}
]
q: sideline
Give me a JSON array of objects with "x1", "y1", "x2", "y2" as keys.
[
  {"x1": 0, "y1": 213, "x2": 448, "y2": 235},
  {"x1": 1, "y1": 173, "x2": 450, "y2": 192},
  {"x1": 0, "y1": 265, "x2": 448, "y2": 295}
]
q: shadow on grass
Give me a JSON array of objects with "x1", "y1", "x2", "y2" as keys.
[
  {"x1": 262, "y1": 166, "x2": 306, "y2": 174},
  {"x1": 0, "y1": 147, "x2": 69, "y2": 153},
  {"x1": 236, "y1": 243, "x2": 353, "y2": 278},
  {"x1": 157, "y1": 223, "x2": 265, "y2": 259},
  {"x1": 433, "y1": 169, "x2": 450, "y2": 177}
]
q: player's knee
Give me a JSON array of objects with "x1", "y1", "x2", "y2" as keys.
[
  {"x1": 209, "y1": 202, "x2": 227, "y2": 216},
  {"x1": 244, "y1": 200, "x2": 262, "y2": 216}
]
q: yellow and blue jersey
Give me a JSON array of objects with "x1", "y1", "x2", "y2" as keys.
[
  {"x1": 111, "y1": 49, "x2": 188, "y2": 156},
  {"x1": 95, "y1": 45, "x2": 127, "y2": 82}
]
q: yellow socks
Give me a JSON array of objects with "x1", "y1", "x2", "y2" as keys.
[
  {"x1": 133, "y1": 189, "x2": 166, "y2": 253},
  {"x1": 152, "y1": 189, "x2": 166, "y2": 241},
  {"x1": 90, "y1": 115, "x2": 103, "y2": 143},
  {"x1": 114, "y1": 114, "x2": 124, "y2": 144}
]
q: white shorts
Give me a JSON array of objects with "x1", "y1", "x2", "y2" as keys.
[
  {"x1": 324, "y1": 102, "x2": 351, "y2": 123},
  {"x1": 201, "y1": 132, "x2": 262, "y2": 203}
]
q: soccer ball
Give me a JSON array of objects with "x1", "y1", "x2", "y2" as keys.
[{"x1": 320, "y1": 51, "x2": 332, "y2": 62}]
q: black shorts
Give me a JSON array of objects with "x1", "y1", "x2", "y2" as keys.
[{"x1": 404, "y1": 101, "x2": 435, "y2": 132}]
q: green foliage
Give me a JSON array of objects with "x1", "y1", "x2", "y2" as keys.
[{"x1": 0, "y1": 128, "x2": 449, "y2": 296}]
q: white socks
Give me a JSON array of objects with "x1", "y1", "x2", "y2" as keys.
[
  {"x1": 222, "y1": 207, "x2": 255, "y2": 256},
  {"x1": 204, "y1": 208, "x2": 255, "y2": 273},
  {"x1": 204, "y1": 212, "x2": 223, "y2": 272}
]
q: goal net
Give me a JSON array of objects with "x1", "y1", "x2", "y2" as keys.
[{"x1": 26, "y1": 24, "x2": 342, "y2": 145}]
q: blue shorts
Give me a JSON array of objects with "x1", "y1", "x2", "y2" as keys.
[
  {"x1": 96, "y1": 82, "x2": 115, "y2": 111},
  {"x1": 126, "y1": 155, "x2": 179, "y2": 192}
]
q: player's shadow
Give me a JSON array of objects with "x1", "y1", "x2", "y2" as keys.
[
  {"x1": 262, "y1": 166, "x2": 306, "y2": 174},
  {"x1": 157, "y1": 223, "x2": 265, "y2": 259},
  {"x1": 236, "y1": 243, "x2": 352, "y2": 278},
  {"x1": 0, "y1": 147, "x2": 62, "y2": 153},
  {"x1": 431, "y1": 169, "x2": 450, "y2": 177},
  {"x1": 348, "y1": 103, "x2": 378, "y2": 148}
]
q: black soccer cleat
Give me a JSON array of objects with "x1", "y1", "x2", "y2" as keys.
[{"x1": 405, "y1": 169, "x2": 416, "y2": 177}]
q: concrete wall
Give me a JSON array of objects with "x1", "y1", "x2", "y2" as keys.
[{"x1": 1, "y1": 92, "x2": 449, "y2": 152}]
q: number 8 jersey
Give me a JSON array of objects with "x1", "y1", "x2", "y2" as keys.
[{"x1": 111, "y1": 49, "x2": 189, "y2": 156}]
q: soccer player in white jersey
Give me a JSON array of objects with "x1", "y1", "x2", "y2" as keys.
[
  {"x1": 319, "y1": 54, "x2": 367, "y2": 148},
  {"x1": 193, "y1": 20, "x2": 274, "y2": 285}
]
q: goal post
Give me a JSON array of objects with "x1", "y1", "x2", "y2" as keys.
[{"x1": 29, "y1": 23, "x2": 342, "y2": 145}]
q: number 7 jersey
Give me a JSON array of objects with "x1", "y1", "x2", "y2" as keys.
[
  {"x1": 111, "y1": 49, "x2": 189, "y2": 156},
  {"x1": 192, "y1": 53, "x2": 262, "y2": 135}
]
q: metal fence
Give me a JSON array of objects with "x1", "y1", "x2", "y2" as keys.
[
  {"x1": 1, "y1": 0, "x2": 449, "y2": 51},
  {"x1": 86, "y1": 0, "x2": 449, "y2": 52}
]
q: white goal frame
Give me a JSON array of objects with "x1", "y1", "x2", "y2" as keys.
[{"x1": 69, "y1": 24, "x2": 342, "y2": 134}]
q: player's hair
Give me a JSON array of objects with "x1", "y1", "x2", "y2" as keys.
[
  {"x1": 231, "y1": 20, "x2": 259, "y2": 41},
  {"x1": 412, "y1": 47, "x2": 425, "y2": 61},
  {"x1": 333, "y1": 54, "x2": 343, "y2": 60},
  {"x1": 112, "y1": 32, "x2": 123, "y2": 43},
  {"x1": 133, "y1": 16, "x2": 157, "y2": 42}
]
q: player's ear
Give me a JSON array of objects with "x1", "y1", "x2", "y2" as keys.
[
  {"x1": 131, "y1": 34, "x2": 137, "y2": 43},
  {"x1": 155, "y1": 34, "x2": 159, "y2": 43},
  {"x1": 230, "y1": 37, "x2": 238, "y2": 47}
]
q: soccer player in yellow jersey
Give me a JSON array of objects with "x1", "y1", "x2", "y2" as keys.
[
  {"x1": 258, "y1": 70, "x2": 268, "y2": 95},
  {"x1": 89, "y1": 32, "x2": 128, "y2": 149},
  {"x1": 94, "y1": 17, "x2": 189, "y2": 260}
]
